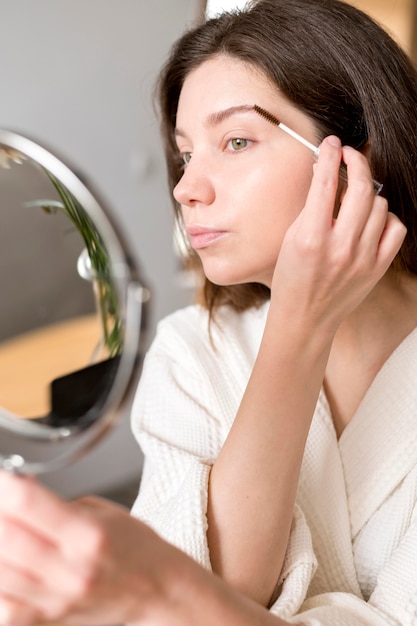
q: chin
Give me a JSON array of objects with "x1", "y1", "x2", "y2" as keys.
[
  {"x1": 203, "y1": 268, "x2": 245, "y2": 287},
  {"x1": 201, "y1": 259, "x2": 272, "y2": 288},
  {"x1": 204, "y1": 273, "x2": 262, "y2": 288}
]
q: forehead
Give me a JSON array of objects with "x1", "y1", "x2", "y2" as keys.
[{"x1": 177, "y1": 55, "x2": 280, "y2": 118}]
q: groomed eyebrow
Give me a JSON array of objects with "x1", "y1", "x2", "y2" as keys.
[{"x1": 175, "y1": 104, "x2": 255, "y2": 139}]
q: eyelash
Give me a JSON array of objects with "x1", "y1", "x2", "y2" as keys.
[{"x1": 177, "y1": 136, "x2": 252, "y2": 168}]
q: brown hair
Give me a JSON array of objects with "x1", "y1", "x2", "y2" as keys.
[{"x1": 156, "y1": 0, "x2": 417, "y2": 317}]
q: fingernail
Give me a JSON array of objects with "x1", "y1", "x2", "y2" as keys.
[{"x1": 327, "y1": 135, "x2": 341, "y2": 148}]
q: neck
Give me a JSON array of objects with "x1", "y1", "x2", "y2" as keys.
[
  {"x1": 324, "y1": 269, "x2": 417, "y2": 438},
  {"x1": 334, "y1": 269, "x2": 417, "y2": 349}
]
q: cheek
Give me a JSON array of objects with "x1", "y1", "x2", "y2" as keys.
[
  {"x1": 241, "y1": 165, "x2": 312, "y2": 272},
  {"x1": 237, "y1": 161, "x2": 312, "y2": 230}
]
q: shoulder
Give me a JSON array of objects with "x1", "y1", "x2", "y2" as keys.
[
  {"x1": 151, "y1": 302, "x2": 269, "y2": 362},
  {"x1": 134, "y1": 301, "x2": 269, "y2": 434}
]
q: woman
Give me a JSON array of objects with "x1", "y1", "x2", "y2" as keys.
[
  {"x1": 0, "y1": 1, "x2": 415, "y2": 624},
  {"x1": 131, "y1": 0, "x2": 417, "y2": 619}
]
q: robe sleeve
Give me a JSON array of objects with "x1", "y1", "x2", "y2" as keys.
[{"x1": 129, "y1": 317, "x2": 232, "y2": 570}]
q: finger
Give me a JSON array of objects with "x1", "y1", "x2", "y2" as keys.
[
  {"x1": 0, "y1": 561, "x2": 38, "y2": 600},
  {"x1": 355, "y1": 194, "x2": 406, "y2": 273},
  {"x1": 336, "y1": 146, "x2": 375, "y2": 236},
  {"x1": 356, "y1": 194, "x2": 389, "y2": 248},
  {"x1": 301, "y1": 135, "x2": 343, "y2": 234},
  {"x1": 375, "y1": 212, "x2": 407, "y2": 271},
  {"x1": 0, "y1": 472, "x2": 70, "y2": 534},
  {"x1": 0, "y1": 562, "x2": 76, "y2": 624},
  {"x1": 0, "y1": 516, "x2": 85, "y2": 594},
  {"x1": 0, "y1": 562, "x2": 57, "y2": 614},
  {"x1": 0, "y1": 594, "x2": 42, "y2": 626},
  {"x1": 0, "y1": 472, "x2": 98, "y2": 554}
]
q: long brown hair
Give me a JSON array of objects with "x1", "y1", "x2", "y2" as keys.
[{"x1": 157, "y1": 0, "x2": 417, "y2": 317}]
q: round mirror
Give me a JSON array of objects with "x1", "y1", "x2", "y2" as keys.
[{"x1": 0, "y1": 129, "x2": 149, "y2": 474}]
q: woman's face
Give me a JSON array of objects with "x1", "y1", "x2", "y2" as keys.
[{"x1": 173, "y1": 55, "x2": 319, "y2": 288}]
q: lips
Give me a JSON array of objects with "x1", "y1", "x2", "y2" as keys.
[{"x1": 186, "y1": 225, "x2": 228, "y2": 250}]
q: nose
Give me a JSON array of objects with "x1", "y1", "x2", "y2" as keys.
[{"x1": 173, "y1": 159, "x2": 215, "y2": 208}]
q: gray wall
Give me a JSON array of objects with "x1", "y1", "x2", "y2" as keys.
[{"x1": 0, "y1": 1, "x2": 201, "y2": 496}]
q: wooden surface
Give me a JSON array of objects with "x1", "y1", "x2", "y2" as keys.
[{"x1": 0, "y1": 314, "x2": 102, "y2": 417}]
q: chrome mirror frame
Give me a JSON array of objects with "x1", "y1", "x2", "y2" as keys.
[{"x1": 0, "y1": 129, "x2": 150, "y2": 474}]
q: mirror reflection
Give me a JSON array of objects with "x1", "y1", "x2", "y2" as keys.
[{"x1": 0, "y1": 133, "x2": 147, "y2": 473}]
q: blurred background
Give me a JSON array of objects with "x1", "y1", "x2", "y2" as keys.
[
  {"x1": 0, "y1": 0, "x2": 415, "y2": 505},
  {"x1": 207, "y1": 0, "x2": 417, "y2": 56}
]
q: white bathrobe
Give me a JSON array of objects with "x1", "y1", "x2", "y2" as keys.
[{"x1": 131, "y1": 302, "x2": 417, "y2": 625}]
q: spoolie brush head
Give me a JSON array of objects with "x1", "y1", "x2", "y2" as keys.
[{"x1": 253, "y1": 104, "x2": 281, "y2": 126}]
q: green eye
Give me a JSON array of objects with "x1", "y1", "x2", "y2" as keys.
[
  {"x1": 182, "y1": 151, "x2": 192, "y2": 165},
  {"x1": 230, "y1": 138, "x2": 248, "y2": 150}
]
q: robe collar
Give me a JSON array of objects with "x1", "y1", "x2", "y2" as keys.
[
  {"x1": 298, "y1": 326, "x2": 417, "y2": 595},
  {"x1": 337, "y1": 325, "x2": 417, "y2": 537}
]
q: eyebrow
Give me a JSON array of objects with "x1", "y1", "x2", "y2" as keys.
[{"x1": 174, "y1": 104, "x2": 255, "y2": 139}]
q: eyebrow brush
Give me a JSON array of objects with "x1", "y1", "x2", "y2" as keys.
[{"x1": 253, "y1": 104, "x2": 383, "y2": 195}]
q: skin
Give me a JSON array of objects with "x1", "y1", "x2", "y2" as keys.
[{"x1": 0, "y1": 54, "x2": 411, "y2": 624}]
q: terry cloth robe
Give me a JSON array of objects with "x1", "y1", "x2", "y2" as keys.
[{"x1": 131, "y1": 302, "x2": 417, "y2": 625}]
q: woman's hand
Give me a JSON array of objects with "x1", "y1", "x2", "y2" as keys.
[
  {"x1": 270, "y1": 136, "x2": 407, "y2": 337},
  {"x1": 0, "y1": 471, "x2": 185, "y2": 626},
  {"x1": 0, "y1": 470, "x2": 291, "y2": 626}
]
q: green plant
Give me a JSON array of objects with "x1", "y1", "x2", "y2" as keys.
[{"x1": 27, "y1": 170, "x2": 122, "y2": 357}]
